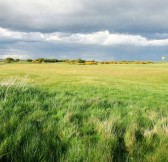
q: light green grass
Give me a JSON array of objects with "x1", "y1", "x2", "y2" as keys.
[{"x1": 0, "y1": 63, "x2": 168, "y2": 162}]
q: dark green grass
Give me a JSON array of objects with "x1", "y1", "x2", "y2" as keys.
[{"x1": 0, "y1": 84, "x2": 168, "y2": 162}]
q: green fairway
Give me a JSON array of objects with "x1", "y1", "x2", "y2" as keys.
[
  {"x1": 0, "y1": 63, "x2": 168, "y2": 161},
  {"x1": 1, "y1": 63, "x2": 168, "y2": 87}
]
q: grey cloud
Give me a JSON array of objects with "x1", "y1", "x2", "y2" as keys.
[{"x1": 0, "y1": 0, "x2": 168, "y2": 33}]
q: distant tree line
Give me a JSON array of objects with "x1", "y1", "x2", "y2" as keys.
[
  {"x1": 31, "y1": 58, "x2": 65, "y2": 63},
  {"x1": 2, "y1": 57, "x2": 20, "y2": 63},
  {"x1": 1, "y1": 57, "x2": 154, "y2": 65},
  {"x1": 1, "y1": 58, "x2": 63, "y2": 63}
]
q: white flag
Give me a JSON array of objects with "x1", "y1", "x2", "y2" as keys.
[{"x1": 162, "y1": 56, "x2": 165, "y2": 60}]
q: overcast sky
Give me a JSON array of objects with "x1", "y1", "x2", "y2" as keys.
[{"x1": 0, "y1": 0, "x2": 168, "y2": 60}]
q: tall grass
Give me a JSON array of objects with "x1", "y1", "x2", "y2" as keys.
[{"x1": 0, "y1": 81, "x2": 168, "y2": 162}]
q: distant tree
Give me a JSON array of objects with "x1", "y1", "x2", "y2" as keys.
[
  {"x1": 77, "y1": 58, "x2": 86, "y2": 63},
  {"x1": 15, "y1": 59, "x2": 20, "y2": 62},
  {"x1": 44, "y1": 59, "x2": 59, "y2": 63},
  {"x1": 37, "y1": 58, "x2": 44, "y2": 63},
  {"x1": 60, "y1": 59, "x2": 69, "y2": 62},
  {"x1": 27, "y1": 59, "x2": 33, "y2": 62},
  {"x1": 5, "y1": 57, "x2": 14, "y2": 63}
]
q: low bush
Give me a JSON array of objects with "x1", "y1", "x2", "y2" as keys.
[
  {"x1": 36, "y1": 58, "x2": 44, "y2": 63},
  {"x1": 15, "y1": 59, "x2": 20, "y2": 62},
  {"x1": 85, "y1": 61, "x2": 98, "y2": 65},
  {"x1": 32, "y1": 60, "x2": 41, "y2": 63},
  {"x1": 100, "y1": 61, "x2": 153, "y2": 64},
  {"x1": 27, "y1": 59, "x2": 33, "y2": 62},
  {"x1": 44, "y1": 59, "x2": 59, "y2": 63}
]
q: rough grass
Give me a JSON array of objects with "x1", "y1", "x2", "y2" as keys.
[{"x1": 0, "y1": 63, "x2": 168, "y2": 161}]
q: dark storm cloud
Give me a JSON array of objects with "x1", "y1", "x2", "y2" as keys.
[
  {"x1": 1, "y1": 40, "x2": 167, "y2": 61},
  {"x1": 0, "y1": 0, "x2": 168, "y2": 33}
]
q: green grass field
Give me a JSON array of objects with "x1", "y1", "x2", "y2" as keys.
[{"x1": 0, "y1": 63, "x2": 168, "y2": 162}]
